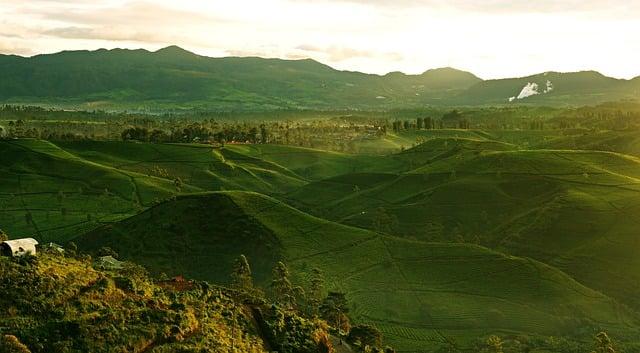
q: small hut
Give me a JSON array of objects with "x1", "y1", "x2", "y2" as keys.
[{"x1": 0, "y1": 238, "x2": 39, "y2": 257}]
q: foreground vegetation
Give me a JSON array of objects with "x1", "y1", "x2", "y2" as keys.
[{"x1": 0, "y1": 247, "x2": 379, "y2": 353}]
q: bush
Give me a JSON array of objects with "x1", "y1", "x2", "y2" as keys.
[{"x1": 0, "y1": 335, "x2": 32, "y2": 353}]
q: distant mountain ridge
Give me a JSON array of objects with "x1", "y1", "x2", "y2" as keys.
[{"x1": 0, "y1": 46, "x2": 638, "y2": 110}]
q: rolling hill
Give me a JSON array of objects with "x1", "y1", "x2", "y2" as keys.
[
  {"x1": 0, "y1": 46, "x2": 480, "y2": 110},
  {"x1": 2, "y1": 46, "x2": 638, "y2": 109},
  {"x1": 74, "y1": 191, "x2": 640, "y2": 352},
  {"x1": 285, "y1": 137, "x2": 640, "y2": 312},
  {"x1": 0, "y1": 139, "x2": 321, "y2": 242},
  {"x1": 455, "y1": 71, "x2": 639, "y2": 105}
]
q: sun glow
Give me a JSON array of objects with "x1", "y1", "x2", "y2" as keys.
[{"x1": 1, "y1": 0, "x2": 639, "y2": 79}]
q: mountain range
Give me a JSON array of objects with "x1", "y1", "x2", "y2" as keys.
[{"x1": 1, "y1": 45, "x2": 639, "y2": 110}]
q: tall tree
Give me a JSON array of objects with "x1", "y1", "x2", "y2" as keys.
[
  {"x1": 481, "y1": 335, "x2": 503, "y2": 353},
  {"x1": 591, "y1": 332, "x2": 615, "y2": 353},
  {"x1": 271, "y1": 261, "x2": 294, "y2": 307},
  {"x1": 308, "y1": 268, "x2": 325, "y2": 315},
  {"x1": 320, "y1": 291, "x2": 350, "y2": 332},
  {"x1": 348, "y1": 324, "x2": 382, "y2": 349},
  {"x1": 231, "y1": 255, "x2": 254, "y2": 292},
  {"x1": 260, "y1": 124, "x2": 269, "y2": 144}
]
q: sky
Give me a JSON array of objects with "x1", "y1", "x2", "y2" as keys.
[{"x1": 1, "y1": 0, "x2": 639, "y2": 79}]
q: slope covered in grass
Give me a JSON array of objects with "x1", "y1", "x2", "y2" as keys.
[
  {"x1": 0, "y1": 139, "x2": 192, "y2": 242},
  {"x1": 287, "y1": 139, "x2": 640, "y2": 312},
  {"x1": 0, "y1": 139, "x2": 323, "y2": 242},
  {"x1": 56, "y1": 140, "x2": 307, "y2": 192},
  {"x1": 75, "y1": 191, "x2": 640, "y2": 352}
]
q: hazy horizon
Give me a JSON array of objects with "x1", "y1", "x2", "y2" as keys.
[{"x1": 1, "y1": 0, "x2": 639, "y2": 80}]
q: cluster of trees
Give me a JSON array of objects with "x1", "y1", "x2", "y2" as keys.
[
  {"x1": 230, "y1": 254, "x2": 394, "y2": 353},
  {"x1": 3, "y1": 103, "x2": 640, "y2": 154}
]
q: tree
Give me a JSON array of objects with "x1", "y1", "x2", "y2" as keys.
[
  {"x1": 260, "y1": 124, "x2": 269, "y2": 144},
  {"x1": 97, "y1": 246, "x2": 119, "y2": 258},
  {"x1": 66, "y1": 241, "x2": 78, "y2": 257},
  {"x1": 173, "y1": 177, "x2": 183, "y2": 192},
  {"x1": 320, "y1": 291, "x2": 350, "y2": 332},
  {"x1": 0, "y1": 335, "x2": 32, "y2": 353},
  {"x1": 480, "y1": 335, "x2": 503, "y2": 353},
  {"x1": 591, "y1": 332, "x2": 615, "y2": 353},
  {"x1": 348, "y1": 324, "x2": 382, "y2": 349},
  {"x1": 308, "y1": 268, "x2": 325, "y2": 315},
  {"x1": 271, "y1": 261, "x2": 294, "y2": 307},
  {"x1": 231, "y1": 254, "x2": 254, "y2": 293}
]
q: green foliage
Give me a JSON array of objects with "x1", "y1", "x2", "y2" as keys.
[
  {"x1": 271, "y1": 261, "x2": 295, "y2": 308},
  {"x1": 479, "y1": 335, "x2": 504, "y2": 353},
  {"x1": 320, "y1": 292, "x2": 350, "y2": 333},
  {"x1": 231, "y1": 254, "x2": 253, "y2": 289},
  {"x1": 96, "y1": 246, "x2": 118, "y2": 258},
  {"x1": 591, "y1": 332, "x2": 616, "y2": 353},
  {"x1": 348, "y1": 324, "x2": 383, "y2": 350},
  {"x1": 307, "y1": 268, "x2": 325, "y2": 316},
  {"x1": 0, "y1": 335, "x2": 32, "y2": 353},
  {"x1": 0, "y1": 253, "x2": 267, "y2": 353},
  {"x1": 260, "y1": 305, "x2": 333, "y2": 353}
]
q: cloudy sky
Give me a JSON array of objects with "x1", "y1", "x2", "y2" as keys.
[{"x1": 1, "y1": 0, "x2": 639, "y2": 79}]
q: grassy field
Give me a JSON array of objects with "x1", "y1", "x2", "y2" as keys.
[
  {"x1": 3, "y1": 130, "x2": 640, "y2": 351},
  {"x1": 75, "y1": 191, "x2": 640, "y2": 352},
  {"x1": 286, "y1": 136, "x2": 640, "y2": 311}
]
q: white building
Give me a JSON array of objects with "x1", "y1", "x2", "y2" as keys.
[{"x1": 0, "y1": 238, "x2": 39, "y2": 257}]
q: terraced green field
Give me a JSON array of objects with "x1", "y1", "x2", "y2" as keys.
[
  {"x1": 3, "y1": 130, "x2": 640, "y2": 352},
  {"x1": 286, "y1": 138, "x2": 640, "y2": 312},
  {"x1": 74, "y1": 192, "x2": 640, "y2": 352}
]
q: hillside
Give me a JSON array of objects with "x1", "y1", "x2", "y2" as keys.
[
  {"x1": 3, "y1": 46, "x2": 639, "y2": 109},
  {"x1": 74, "y1": 191, "x2": 640, "y2": 352},
  {"x1": 0, "y1": 251, "x2": 270, "y2": 353},
  {"x1": 286, "y1": 137, "x2": 640, "y2": 311},
  {"x1": 455, "y1": 71, "x2": 638, "y2": 105},
  {"x1": 0, "y1": 139, "x2": 313, "y2": 242},
  {"x1": 0, "y1": 47, "x2": 480, "y2": 110}
]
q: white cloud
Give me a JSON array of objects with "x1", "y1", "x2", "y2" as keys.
[{"x1": 0, "y1": 0, "x2": 639, "y2": 79}]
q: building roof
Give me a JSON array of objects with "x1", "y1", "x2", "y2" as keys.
[{"x1": 1, "y1": 238, "x2": 39, "y2": 256}]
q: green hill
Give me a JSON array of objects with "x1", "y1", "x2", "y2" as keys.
[
  {"x1": 286, "y1": 138, "x2": 640, "y2": 312},
  {"x1": 0, "y1": 47, "x2": 480, "y2": 110},
  {"x1": 455, "y1": 71, "x2": 638, "y2": 106},
  {"x1": 0, "y1": 139, "x2": 192, "y2": 242},
  {"x1": 4, "y1": 46, "x2": 639, "y2": 109},
  {"x1": 74, "y1": 191, "x2": 640, "y2": 352},
  {"x1": 0, "y1": 139, "x2": 313, "y2": 242}
]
